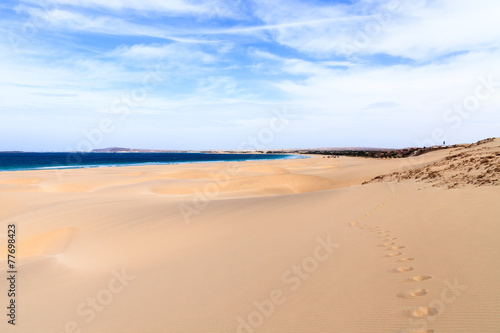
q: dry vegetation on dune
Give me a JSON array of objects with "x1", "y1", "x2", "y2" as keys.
[{"x1": 364, "y1": 138, "x2": 500, "y2": 188}]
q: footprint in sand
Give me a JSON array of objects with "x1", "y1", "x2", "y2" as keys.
[
  {"x1": 399, "y1": 329, "x2": 435, "y2": 333},
  {"x1": 393, "y1": 266, "x2": 414, "y2": 273},
  {"x1": 398, "y1": 257, "x2": 414, "y2": 262},
  {"x1": 407, "y1": 275, "x2": 432, "y2": 282},
  {"x1": 378, "y1": 242, "x2": 395, "y2": 247},
  {"x1": 406, "y1": 306, "x2": 439, "y2": 318},
  {"x1": 386, "y1": 252, "x2": 402, "y2": 257},
  {"x1": 397, "y1": 289, "x2": 428, "y2": 299},
  {"x1": 387, "y1": 246, "x2": 406, "y2": 250},
  {"x1": 385, "y1": 237, "x2": 397, "y2": 241}
]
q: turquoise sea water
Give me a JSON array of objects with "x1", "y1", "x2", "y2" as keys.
[{"x1": 0, "y1": 152, "x2": 303, "y2": 172}]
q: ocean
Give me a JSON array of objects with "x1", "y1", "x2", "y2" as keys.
[{"x1": 0, "y1": 152, "x2": 301, "y2": 172}]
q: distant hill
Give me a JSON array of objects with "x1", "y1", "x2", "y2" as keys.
[
  {"x1": 21, "y1": 138, "x2": 496, "y2": 157},
  {"x1": 91, "y1": 147, "x2": 173, "y2": 153}
]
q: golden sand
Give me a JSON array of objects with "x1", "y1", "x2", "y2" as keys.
[{"x1": 1, "y1": 139, "x2": 500, "y2": 332}]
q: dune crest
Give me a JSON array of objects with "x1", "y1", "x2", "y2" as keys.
[{"x1": 365, "y1": 138, "x2": 500, "y2": 188}]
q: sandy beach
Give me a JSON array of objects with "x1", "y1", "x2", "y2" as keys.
[{"x1": 1, "y1": 139, "x2": 500, "y2": 333}]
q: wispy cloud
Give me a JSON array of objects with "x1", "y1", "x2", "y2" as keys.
[
  {"x1": 16, "y1": 7, "x2": 217, "y2": 43},
  {"x1": 17, "y1": 0, "x2": 240, "y2": 17},
  {"x1": 249, "y1": 0, "x2": 500, "y2": 61}
]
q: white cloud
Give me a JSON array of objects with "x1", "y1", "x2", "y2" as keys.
[
  {"x1": 363, "y1": 0, "x2": 500, "y2": 61},
  {"x1": 18, "y1": 0, "x2": 239, "y2": 17},
  {"x1": 11, "y1": 7, "x2": 220, "y2": 43},
  {"x1": 108, "y1": 43, "x2": 217, "y2": 64},
  {"x1": 249, "y1": 49, "x2": 282, "y2": 61},
  {"x1": 251, "y1": 0, "x2": 500, "y2": 61},
  {"x1": 272, "y1": 49, "x2": 500, "y2": 137}
]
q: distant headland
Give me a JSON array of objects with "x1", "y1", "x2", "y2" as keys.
[{"x1": 1, "y1": 138, "x2": 496, "y2": 158}]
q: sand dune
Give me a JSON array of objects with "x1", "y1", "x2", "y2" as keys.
[
  {"x1": 366, "y1": 138, "x2": 500, "y2": 188},
  {"x1": 1, "y1": 139, "x2": 500, "y2": 332},
  {"x1": 18, "y1": 227, "x2": 78, "y2": 257}
]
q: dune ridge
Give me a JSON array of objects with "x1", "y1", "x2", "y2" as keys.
[{"x1": 365, "y1": 138, "x2": 500, "y2": 188}]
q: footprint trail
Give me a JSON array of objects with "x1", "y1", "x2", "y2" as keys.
[{"x1": 347, "y1": 191, "x2": 437, "y2": 332}]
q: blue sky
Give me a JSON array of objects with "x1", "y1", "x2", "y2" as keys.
[{"x1": 1, "y1": 0, "x2": 499, "y2": 151}]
